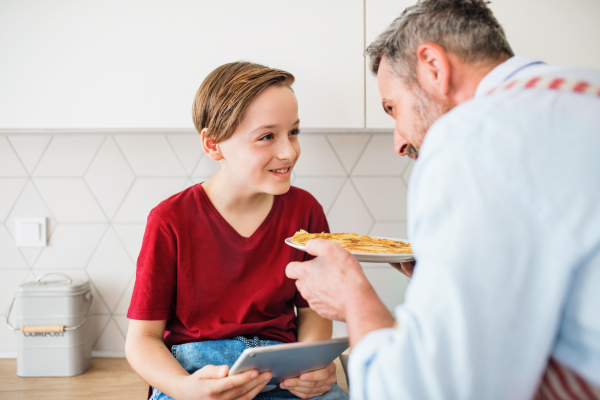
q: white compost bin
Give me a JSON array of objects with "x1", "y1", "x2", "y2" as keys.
[{"x1": 6, "y1": 272, "x2": 94, "y2": 377}]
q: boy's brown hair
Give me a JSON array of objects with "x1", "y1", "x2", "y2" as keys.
[{"x1": 192, "y1": 61, "x2": 295, "y2": 143}]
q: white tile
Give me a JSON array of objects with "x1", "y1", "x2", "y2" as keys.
[
  {"x1": 32, "y1": 136, "x2": 104, "y2": 176},
  {"x1": 18, "y1": 248, "x2": 44, "y2": 268},
  {"x1": 8, "y1": 135, "x2": 51, "y2": 174},
  {"x1": 113, "y1": 178, "x2": 187, "y2": 223},
  {"x1": 30, "y1": 268, "x2": 109, "y2": 314},
  {"x1": 0, "y1": 225, "x2": 29, "y2": 269},
  {"x1": 327, "y1": 134, "x2": 371, "y2": 173},
  {"x1": 114, "y1": 315, "x2": 130, "y2": 338},
  {"x1": 0, "y1": 137, "x2": 27, "y2": 176},
  {"x1": 294, "y1": 135, "x2": 346, "y2": 177},
  {"x1": 5, "y1": 181, "x2": 56, "y2": 238},
  {"x1": 327, "y1": 181, "x2": 373, "y2": 235},
  {"x1": 192, "y1": 155, "x2": 221, "y2": 177},
  {"x1": 113, "y1": 277, "x2": 135, "y2": 315},
  {"x1": 0, "y1": 324, "x2": 17, "y2": 352},
  {"x1": 353, "y1": 177, "x2": 407, "y2": 221},
  {"x1": 293, "y1": 177, "x2": 346, "y2": 213},
  {"x1": 0, "y1": 178, "x2": 27, "y2": 222},
  {"x1": 115, "y1": 135, "x2": 186, "y2": 177},
  {"x1": 402, "y1": 159, "x2": 415, "y2": 186},
  {"x1": 353, "y1": 135, "x2": 409, "y2": 176},
  {"x1": 90, "y1": 315, "x2": 110, "y2": 348},
  {"x1": 167, "y1": 134, "x2": 204, "y2": 175},
  {"x1": 113, "y1": 223, "x2": 146, "y2": 262},
  {"x1": 182, "y1": 179, "x2": 195, "y2": 191},
  {"x1": 86, "y1": 228, "x2": 134, "y2": 312},
  {"x1": 369, "y1": 222, "x2": 408, "y2": 239},
  {"x1": 94, "y1": 318, "x2": 125, "y2": 352},
  {"x1": 192, "y1": 176, "x2": 212, "y2": 185},
  {"x1": 332, "y1": 321, "x2": 348, "y2": 339},
  {"x1": 88, "y1": 279, "x2": 111, "y2": 315},
  {"x1": 35, "y1": 224, "x2": 107, "y2": 269},
  {"x1": 34, "y1": 178, "x2": 107, "y2": 222},
  {"x1": 362, "y1": 265, "x2": 411, "y2": 311},
  {"x1": 84, "y1": 137, "x2": 135, "y2": 220},
  {"x1": 0, "y1": 270, "x2": 29, "y2": 316}
]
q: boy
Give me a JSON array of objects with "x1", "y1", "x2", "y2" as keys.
[{"x1": 125, "y1": 62, "x2": 348, "y2": 400}]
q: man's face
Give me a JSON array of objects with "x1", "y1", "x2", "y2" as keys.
[{"x1": 377, "y1": 55, "x2": 450, "y2": 160}]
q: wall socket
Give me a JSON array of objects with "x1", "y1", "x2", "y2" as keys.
[{"x1": 15, "y1": 217, "x2": 47, "y2": 247}]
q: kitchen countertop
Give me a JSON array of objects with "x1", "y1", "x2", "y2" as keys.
[{"x1": 0, "y1": 358, "x2": 348, "y2": 399}]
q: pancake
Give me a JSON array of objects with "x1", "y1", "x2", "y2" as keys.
[{"x1": 291, "y1": 229, "x2": 412, "y2": 254}]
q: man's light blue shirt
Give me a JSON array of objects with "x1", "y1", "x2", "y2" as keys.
[{"x1": 348, "y1": 56, "x2": 600, "y2": 399}]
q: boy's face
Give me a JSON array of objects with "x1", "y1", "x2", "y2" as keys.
[{"x1": 218, "y1": 85, "x2": 300, "y2": 195}]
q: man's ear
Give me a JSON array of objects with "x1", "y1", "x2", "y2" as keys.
[
  {"x1": 415, "y1": 43, "x2": 450, "y2": 98},
  {"x1": 200, "y1": 128, "x2": 224, "y2": 161}
]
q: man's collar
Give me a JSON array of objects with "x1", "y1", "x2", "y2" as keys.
[{"x1": 475, "y1": 56, "x2": 545, "y2": 97}]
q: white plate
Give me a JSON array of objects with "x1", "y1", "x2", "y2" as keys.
[{"x1": 284, "y1": 237, "x2": 415, "y2": 263}]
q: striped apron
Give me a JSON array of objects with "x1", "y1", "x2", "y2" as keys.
[{"x1": 489, "y1": 76, "x2": 600, "y2": 400}]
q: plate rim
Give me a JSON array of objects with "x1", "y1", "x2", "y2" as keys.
[{"x1": 284, "y1": 236, "x2": 413, "y2": 257}]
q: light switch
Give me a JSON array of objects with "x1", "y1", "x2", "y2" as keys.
[{"x1": 16, "y1": 217, "x2": 47, "y2": 247}]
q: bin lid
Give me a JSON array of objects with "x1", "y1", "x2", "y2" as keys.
[{"x1": 16, "y1": 273, "x2": 90, "y2": 295}]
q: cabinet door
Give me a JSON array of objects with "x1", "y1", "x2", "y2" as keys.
[
  {"x1": 365, "y1": 0, "x2": 414, "y2": 129},
  {"x1": 488, "y1": 0, "x2": 600, "y2": 70},
  {"x1": 0, "y1": 0, "x2": 364, "y2": 129}
]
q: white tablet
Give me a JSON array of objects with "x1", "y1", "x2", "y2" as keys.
[{"x1": 228, "y1": 337, "x2": 349, "y2": 392}]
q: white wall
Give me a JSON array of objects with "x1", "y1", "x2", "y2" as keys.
[
  {"x1": 0, "y1": 132, "x2": 411, "y2": 355},
  {"x1": 1, "y1": 0, "x2": 599, "y2": 355}
]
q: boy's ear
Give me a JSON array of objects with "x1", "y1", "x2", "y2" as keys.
[{"x1": 200, "y1": 128, "x2": 223, "y2": 161}]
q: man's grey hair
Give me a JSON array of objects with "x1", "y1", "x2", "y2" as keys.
[{"x1": 365, "y1": 0, "x2": 514, "y2": 83}]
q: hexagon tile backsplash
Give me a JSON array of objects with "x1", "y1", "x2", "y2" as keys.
[{"x1": 0, "y1": 132, "x2": 412, "y2": 357}]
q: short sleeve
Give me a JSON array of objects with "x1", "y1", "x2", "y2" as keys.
[
  {"x1": 127, "y1": 212, "x2": 177, "y2": 320},
  {"x1": 295, "y1": 201, "x2": 330, "y2": 308}
]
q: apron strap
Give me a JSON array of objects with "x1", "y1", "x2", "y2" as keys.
[
  {"x1": 487, "y1": 76, "x2": 600, "y2": 97},
  {"x1": 533, "y1": 358, "x2": 600, "y2": 400}
]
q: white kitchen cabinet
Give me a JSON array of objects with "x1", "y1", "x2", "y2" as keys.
[
  {"x1": 365, "y1": 0, "x2": 414, "y2": 129},
  {"x1": 488, "y1": 0, "x2": 600, "y2": 70},
  {"x1": 0, "y1": 0, "x2": 364, "y2": 129},
  {"x1": 365, "y1": 0, "x2": 600, "y2": 129}
]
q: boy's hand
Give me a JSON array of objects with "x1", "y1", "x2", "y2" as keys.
[
  {"x1": 179, "y1": 364, "x2": 272, "y2": 400},
  {"x1": 279, "y1": 362, "x2": 337, "y2": 399}
]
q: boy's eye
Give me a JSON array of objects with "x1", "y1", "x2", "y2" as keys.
[
  {"x1": 289, "y1": 129, "x2": 300, "y2": 136},
  {"x1": 259, "y1": 133, "x2": 275, "y2": 141}
]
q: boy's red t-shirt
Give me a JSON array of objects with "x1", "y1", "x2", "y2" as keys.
[{"x1": 127, "y1": 184, "x2": 329, "y2": 348}]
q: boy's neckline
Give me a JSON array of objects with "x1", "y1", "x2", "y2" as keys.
[{"x1": 194, "y1": 183, "x2": 280, "y2": 244}]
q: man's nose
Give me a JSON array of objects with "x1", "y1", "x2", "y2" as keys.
[{"x1": 394, "y1": 128, "x2": 409, "y2": 156}]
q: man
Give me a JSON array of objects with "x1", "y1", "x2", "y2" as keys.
[{"x1": 286, "y1": 0, "x2": 600, "y2": 398}]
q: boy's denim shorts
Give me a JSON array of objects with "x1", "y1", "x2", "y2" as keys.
[{"x1": 150, "y1": 338, "x2": 349, "y2": 400}]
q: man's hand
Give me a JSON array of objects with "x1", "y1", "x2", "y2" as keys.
[
  {"x1": 280, "y1": 362, "x2": 337, "y2": 399},
  {"x1": 286, "y1": 239, "x2": 369, "y2": 321},
  {"x1": 287, "y1": 238, "x2": 396, "y2": 347},
  {"x1": 389, "y1": 261, "x2": 416, "y2": 278},
  {"x1": 178, "y1": 365, "x2": 272, "y2": 400}
]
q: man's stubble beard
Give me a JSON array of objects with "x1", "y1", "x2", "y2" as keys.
[{"x1": 408, "y1": 84, "x2": 451, "y2": 159}]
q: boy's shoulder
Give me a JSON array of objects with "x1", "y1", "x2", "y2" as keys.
[
  {"x1": 283, "y1": 186, "x2": 323, "y2": 211},
  {"x1": 148, "y1": 184, "x2": 200, "y2": 222}
]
